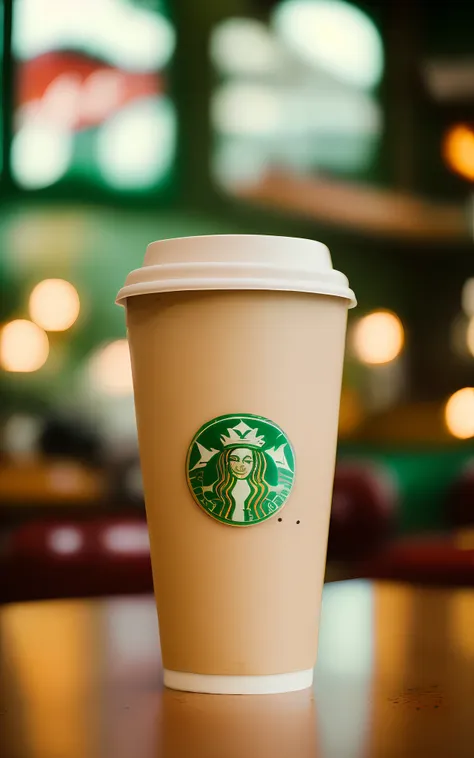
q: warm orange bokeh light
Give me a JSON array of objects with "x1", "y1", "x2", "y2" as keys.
[
  {"x1": 443, "y1": 125, "x2": 474, "y2": 182},
  {"x1": 445, "y1": 388, "x2": 474, "y2": 439},
  {"x1": 29, "y1": 278, "x2": 80, "y2": 332},
  {"x1": 0, "y1": 319, "x2": 49, "y2": 372},
  {"x1": 353, "y1": 311, "x2": 404, "y2": 365}
]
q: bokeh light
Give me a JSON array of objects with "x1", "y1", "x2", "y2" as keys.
[
  {"x1": 445, "y1": 388, "x2": 474, "y2": 439},
  {"x1": 29, "y1": 278, "x2": 80, "y2": 331},
  {"x1": 0, "y1": 319, "x2": 49, "y2": 372},
  {"x1": 13, "y1": 0, "x2": 176, "y2": 72},
  {"x1": 272, "y1": 0, "x2": 384, "y2": 89},
  {"x1": 48, "y1": 527, "x2": 84, "y2": 555},
  {"x1": 88, "y1": 339, "x2": 133, "y2": 396},
  {"x1": 212, "y1": 84, "x2": 281, "y2": 137},
  {"x1": 353, "y1": 311, "x2": 404, "y2": 365},
  {"x1": 443, "y1": 124, "x2": 474, "y2": 181},
  {"x1": 210, "y1": 18, "x2": 280, "y2": 75},
  {"x1": 97, "y1": 96, "x2": 176, "y2": 189},
  {"x1": 12, "y1": 121, "x2": 73, "y2": 189}
]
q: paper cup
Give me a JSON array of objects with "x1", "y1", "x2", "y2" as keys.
[{"x1": 117, "y1": 235, "x2": 355, "y2": 694}]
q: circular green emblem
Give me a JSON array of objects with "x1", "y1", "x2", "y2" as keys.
[{"x1": 186, "y1": 413, "x2": 295, "y2": 526}]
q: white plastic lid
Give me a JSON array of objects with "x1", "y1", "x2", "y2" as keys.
[{"x1": 116, "y1": 234, "x2": 356, "y2": 307}]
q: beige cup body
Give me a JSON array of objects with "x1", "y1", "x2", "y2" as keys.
[{"x1": 126, "y1": 290, "x2": 348, "y2": 677}]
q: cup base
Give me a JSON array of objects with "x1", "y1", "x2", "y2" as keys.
[{"x1": 163, "y1": 668, "x2": 314, "y2": 695}]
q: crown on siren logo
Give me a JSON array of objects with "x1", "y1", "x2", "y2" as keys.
[{"x1": 220, "y1": 420, "x2": 265, "y2": 449}]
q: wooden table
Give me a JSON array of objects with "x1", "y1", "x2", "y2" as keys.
[{"x1": 1, "y1": 580, "x2": 473, "y2": 758}]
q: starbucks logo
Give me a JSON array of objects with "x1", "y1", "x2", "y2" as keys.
[{"x1": 186, "y1": 414, "x2": 295, "y2": 526}]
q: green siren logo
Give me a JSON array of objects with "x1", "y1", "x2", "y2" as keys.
[{"x1": 186, "y1": 414, "x2": 295, "y2": 526}]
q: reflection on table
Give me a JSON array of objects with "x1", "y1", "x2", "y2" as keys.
[{"x1": 1, "y1": 580, "x2": 474, "y2": 758}]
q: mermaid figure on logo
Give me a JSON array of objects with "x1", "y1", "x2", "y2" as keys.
[
  {"x1": 212, "y1": 445, "x2": 271, "y2": 522},
  {"x1": 196, "y1": 421, "x2": 291, "y2": 524}
]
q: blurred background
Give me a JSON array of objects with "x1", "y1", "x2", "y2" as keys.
[{"x1": 1, "y1": 0, "x2": 474, "y2": 602}]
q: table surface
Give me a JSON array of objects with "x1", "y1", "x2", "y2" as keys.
[{"x1": 1, "y1": 579, "x2": 473, "y2": 758}]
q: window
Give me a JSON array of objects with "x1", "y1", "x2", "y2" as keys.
[{"x1": 11, "y1": 0, "x2": 177, "y2": 194}]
